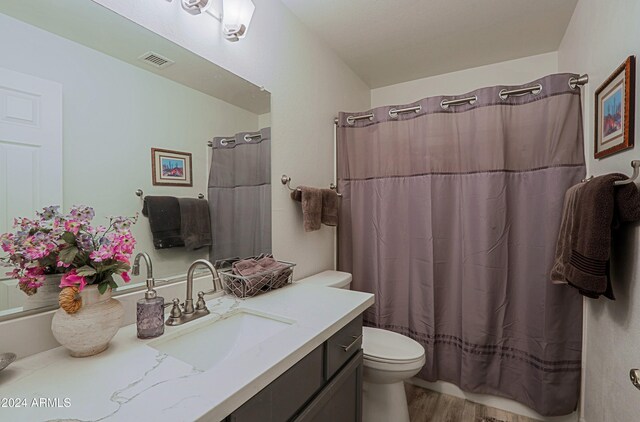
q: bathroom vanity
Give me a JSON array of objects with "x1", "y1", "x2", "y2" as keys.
[
  {"x1": 227, "y1": 314, "x2": 363, "y2": 422},
  {"x1": 0, "y1": 284, "x2": 373, "y2": 421}
]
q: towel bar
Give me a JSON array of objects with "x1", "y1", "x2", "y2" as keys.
[
  {"x1": 135, "y1": 189, "x2": 205, "y2": 199},
  {"x1": 582, "y1": 161, "x2": 640, "y2": 185},
  {"x1": 280, "y1": 175, "x2": 342, "y2": 197}
]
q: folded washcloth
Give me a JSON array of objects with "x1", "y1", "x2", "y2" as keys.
[
  {"x1": 321, "y1": 189, "x2": 339, "y2": 227},
  {"x1": 565, "y1": 174, "x2": 640, "y2": 299},
  {"x1": 231, "y1": 258, "x2": 265, "y2": 296},
  {"x1": 142, "y1": 196, "x2": 185, "y2": 249},
  {"x1": 550, "y1": 183, "x2": 581, "y2": 285},
  {"x1": 232, "y1": 258, "x2": 264, "y2": 277},
  {"x1": 178, "y1": 198, "x2": 212, "y2": 251},
  {"x1": 229, "y1": 256, "x2": 292, "y2": 296}
]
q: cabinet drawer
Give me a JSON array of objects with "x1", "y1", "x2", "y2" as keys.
[{"x1": 324, "y1": 314, "x2": 363, "y2": 380}]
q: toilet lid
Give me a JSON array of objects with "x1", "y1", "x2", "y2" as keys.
[{"x1": 362, "y1": 327, "x2": 425, "y2": 363}]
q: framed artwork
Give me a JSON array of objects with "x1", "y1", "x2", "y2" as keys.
[
  {"x1": 151, "y1": 148, "x2": 193, "y2": 186},
  {"x1": 594, "y1": 56, "x2": 636, "y2": 159}
]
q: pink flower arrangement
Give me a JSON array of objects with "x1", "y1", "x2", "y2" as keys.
[{"x1": 0, "y1": 205, "x2": 137, "y2": 295}]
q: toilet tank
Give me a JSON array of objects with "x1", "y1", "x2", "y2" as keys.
[{"x1": 297, "y1": 270, "x2": 352, "y2": 289}]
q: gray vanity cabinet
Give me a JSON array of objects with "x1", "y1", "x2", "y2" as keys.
[{"x1": 225, "y1": 314, "x2": 363, "y2": 422}]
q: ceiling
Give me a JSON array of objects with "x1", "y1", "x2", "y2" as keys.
[
  {"x1": 281, "y1": 0, "x2": 578, "y2": 88},
  {"x1": 0, "y1": 0, "x2": 270, "y2": 114}
]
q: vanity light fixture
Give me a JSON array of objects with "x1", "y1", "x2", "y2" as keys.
[
  {"x1": 181, "y1": 0, "x2": 213, "y2": 15},
  {"x1": 222, "y1": 0, "x2": 255, "y2": 42}
]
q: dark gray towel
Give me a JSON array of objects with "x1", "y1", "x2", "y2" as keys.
[
  {"x1": 142, "y1": 196, "x2": 185, "y2": 249},
  {"x1": 178, "y1": 198, "x2": 212, "y2": 251},
  {"x1": 565, "y1": 174, "x2": 640, "y2": 299}
]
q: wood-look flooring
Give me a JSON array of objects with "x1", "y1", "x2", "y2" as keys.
[{"x1": 405, "y1": 383, "x2": 541, "y2": 422}]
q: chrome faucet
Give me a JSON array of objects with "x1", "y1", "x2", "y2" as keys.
[
  {"x1": 132, "y1": 252, "x2": 158, "y2": 298},
  {"x1": 166, "y1": 259, "x2": 220, "y2": 326}
]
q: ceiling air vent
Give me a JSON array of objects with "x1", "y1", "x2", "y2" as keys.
[{"x1": 138, "y1": 52, "x2": 174, "y2": 69}]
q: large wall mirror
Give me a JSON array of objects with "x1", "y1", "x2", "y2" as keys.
[{"x1": 0, "y1": 0, "x2": 271, "y2": 320}]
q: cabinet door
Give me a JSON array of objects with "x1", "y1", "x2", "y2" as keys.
[
  {"x1": 293, "y1": 351, "x2": 363, "y2": 422},
  {"x1": 228, "y1": 346, "x2": 324, "y2": 422}
]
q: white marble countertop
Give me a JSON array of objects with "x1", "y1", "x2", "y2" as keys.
[{"x1": 0, "y1": 283, "x2": 374, "y2": 422}]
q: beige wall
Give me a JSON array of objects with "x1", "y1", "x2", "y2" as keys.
[
  {"x1": 558, "y1": 1, "x2": 640, "y2": 421},
  {"x1": 371, "y1": 52, "x2": 558, "y2": 107},
  {"x1": 94, "y1": 0, "x2": 371, "y2": 280}
]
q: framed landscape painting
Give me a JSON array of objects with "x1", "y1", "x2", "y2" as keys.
[
  {"x1": 594, "y1": 56, "x2": 636, "y2": 159},
  {"x1": 151, "y1": 148, "x2": 193, "y2": 186}
]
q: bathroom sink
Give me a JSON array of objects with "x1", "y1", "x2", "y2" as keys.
[{"x1": 148, "y1": 309, "x2": 294, "y2": 371}]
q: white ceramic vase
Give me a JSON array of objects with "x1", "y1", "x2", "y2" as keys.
[
  {"x1": 22, "y1": 274, "x2": 63, "y2": 311},
  {"x1": 51, "y1": 285, "x2": 124, "y2": 357}
]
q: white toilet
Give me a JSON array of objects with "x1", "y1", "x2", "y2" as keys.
[{"x1": 299, "y1": 270, "x2": 426, "y2": 422}]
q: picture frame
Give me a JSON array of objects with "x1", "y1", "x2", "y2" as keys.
[
  {"x1": 594, "y1": 56, "x2": 636, "y2": 159},
  {"x1": 151, "y1": 148, "x2": 193, "y2": 187}
]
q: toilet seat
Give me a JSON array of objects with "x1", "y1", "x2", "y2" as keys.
[{"x1": 362, "y1": 327, "x2": 425, "y2": 363}]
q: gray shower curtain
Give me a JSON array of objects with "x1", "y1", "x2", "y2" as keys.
[
  {"x1": 337, "y1": 74, "x2": 584, "y2": 416},
  {"x1": 209, "y1": 127, "x2": 271, "y2": 261}
]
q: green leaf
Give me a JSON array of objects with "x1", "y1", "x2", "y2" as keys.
[
  {"x1": 98, "y1": 281, "x2": 109, "y2": 295},
  {"x1": 61, "y1": 232, "x2": 76, "y2": 245},
  {"x1": 109, "y1": 280, "x2": 119, "y2": 290},
  {"x1": 58, "y1": 246, "x2": 79, "y2": 265},
  {"x1": 73, "y1": 251, "x2": 89, "y2": 267},
  {"x1": 75, "y1": 265, "x2": 97, "y2": 277},
  {"x1": 40, "y1": 254, "x2": 57, "y2": 268}
]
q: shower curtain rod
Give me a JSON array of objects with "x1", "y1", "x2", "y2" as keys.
[
  {"x1": 207, "y1": 133, "x2": 262, "y2": 147},
  {"x1": 334, "y1": 74, "x2": 589, "y2": 124}
]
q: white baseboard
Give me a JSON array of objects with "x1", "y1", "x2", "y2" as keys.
[{"x1": 407, "y1": 378, "x2": 579, "y2": 422}]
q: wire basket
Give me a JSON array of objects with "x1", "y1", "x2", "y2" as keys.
[{"x1": 219, "y1": 261, "x2": 296, "y2": 298}]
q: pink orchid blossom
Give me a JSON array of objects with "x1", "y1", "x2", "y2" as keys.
[
  {"x1": 64, "y1": 220, "x2": 82, "y2": 234},
  {"x1": 120, "y1": 272, "x2": 131, "y2": 283},
  {"x1": 57, "y1": 260, "x2": 71, "y2": 268},
  {"x1": 59, "y1": 269, "x2": 88, "y2": 291}
]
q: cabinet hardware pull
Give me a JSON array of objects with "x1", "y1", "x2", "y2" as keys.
[{"x1": 340, "y1": 334, "x2": 363, "y2": 353}]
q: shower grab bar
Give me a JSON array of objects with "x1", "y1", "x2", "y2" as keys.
[
  {"x1": 281, "y1": 174, "x2": 342, "y2": 197},
  {"x1": 440, "y1": 95, "x2": 478, "y2": 109},
  {"x1": 135, "y1": 189, "x2": 205, "y2": 199},
  {"x1": 581, "y1": 160, "x2": 640, "y2": 185}
]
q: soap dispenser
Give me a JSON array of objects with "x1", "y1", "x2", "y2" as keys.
[{"x1": 132, "y1": 252, "x2": 165, "y2": 339}]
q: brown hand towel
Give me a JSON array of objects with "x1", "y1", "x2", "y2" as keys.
[
  {"x1": 565, "y1": 174, "x2": 640, "y2": 299},
  {"x1": 321, "y1": 189, "x2": 339, "y2": 227},
  {"x1": 550, "y1": 183, "x2": 581, "y2": 284},
  {"x1": 290, "y1": 189, "x2": 302, "y2": 202},
  {"x1": 178, "y1": 198, "x2": 212, "y2": 251},
  {"x1": 298, "y1": 187, "x2": 322, "y2": 232},
  {"x1": 142, "y1": 196, "x2": 185, "y2": 249}
]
